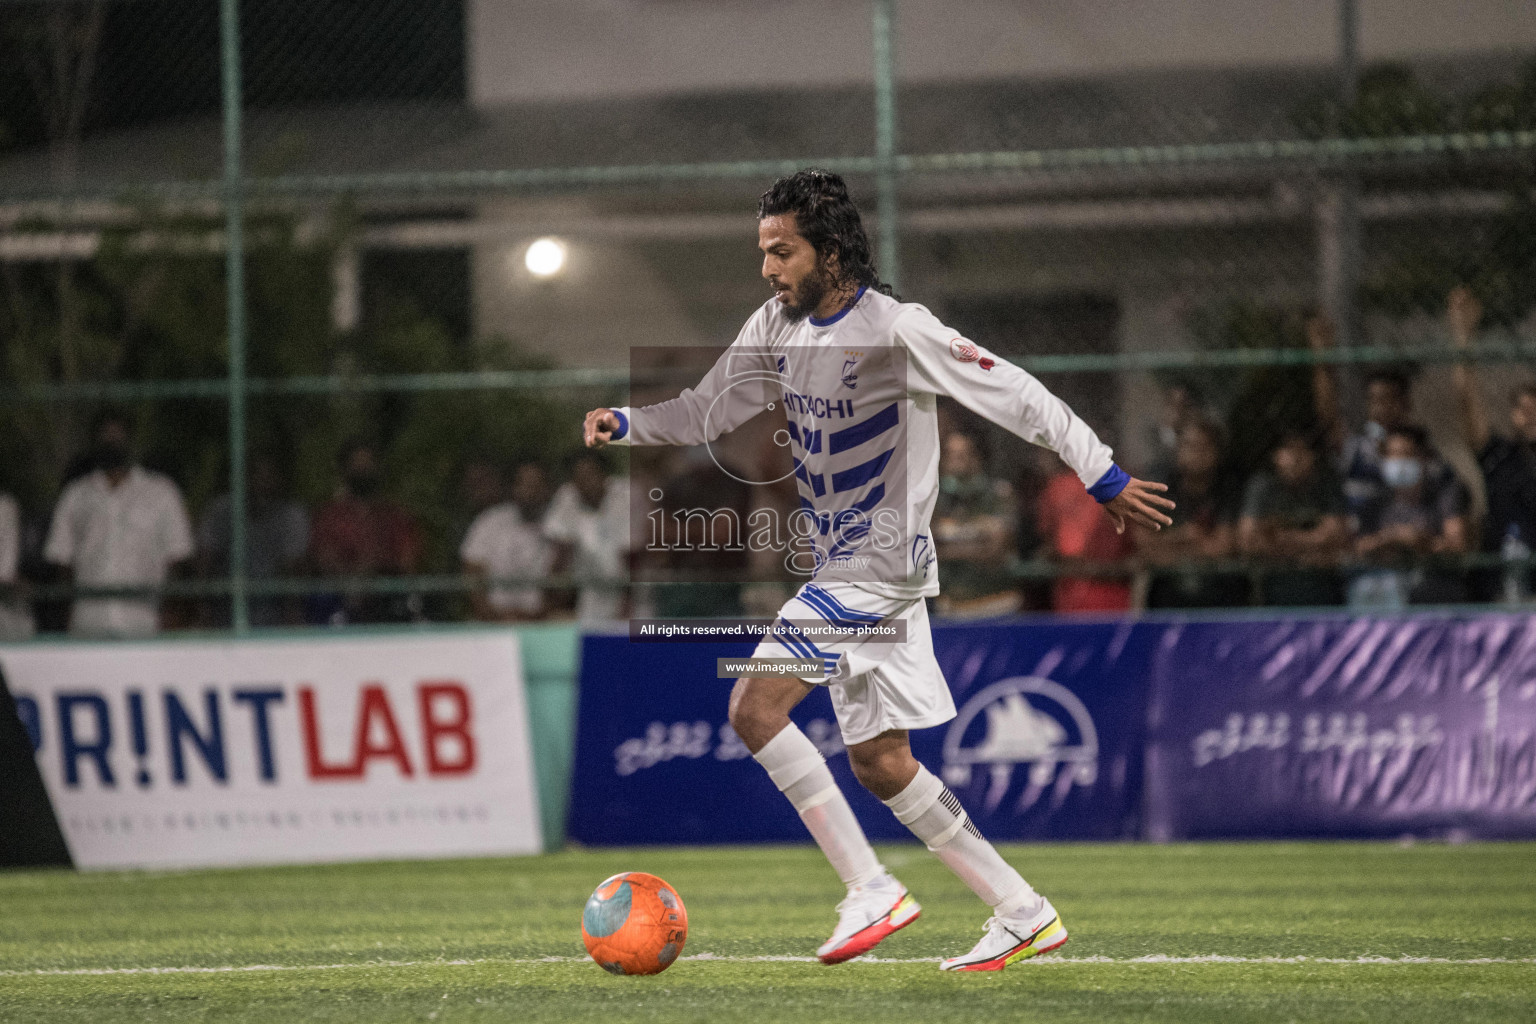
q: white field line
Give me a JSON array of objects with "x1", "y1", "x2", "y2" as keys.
[{"x1": 4, "y1": 954, "x2": 1535, "y2": 977}]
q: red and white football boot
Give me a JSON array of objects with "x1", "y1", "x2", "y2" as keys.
[
  {"x1": 816, "y1": 874, "x2": 922, "y2": 964},
  {"x1": 939, "y1": 899, "x2": 1068, "y2": 972}
]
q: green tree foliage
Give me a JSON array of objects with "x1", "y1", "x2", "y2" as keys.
[
  {"x1": 0, "y1": 211, "x2": 597, "y2": 578},
  {"x1": 1297, "y1": 60, "x2": 1536, "y2": 328},
  {"x1": 1184, "y1": 301, "x2": 1319, "y2": 475},
  {"x1": 1294, "y1": 63, "x2": 1450, "y2": 139}
]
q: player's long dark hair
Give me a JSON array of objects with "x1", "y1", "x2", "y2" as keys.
[{"x1": 757, "y1": 169, "x2": 898, "y2": 299}]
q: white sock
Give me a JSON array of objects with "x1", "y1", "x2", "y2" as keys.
[
  {"x1": 753, "y1": 724, "x2": 883, "y2": 891},
  {"x1": 883, "y1": 765, "x2": 1042, "y2": 918}
]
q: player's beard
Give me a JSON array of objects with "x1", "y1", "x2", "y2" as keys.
[{"x1": 777, "y1": 260, "x2": 838, "y2": 324}]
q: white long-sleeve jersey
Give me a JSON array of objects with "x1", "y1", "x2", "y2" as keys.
[{"x1": 609, "y1": 287, "x2": 1123, "y2": 599}]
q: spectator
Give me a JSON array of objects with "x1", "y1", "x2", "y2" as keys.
[
  {"x1": 740, "y1": 428, "x2": 804, "y2": 617},
  {"x1": 307, "y1": 439, "x2": 424, "y2": 625},
  {"x1": 1141, "y1": 418, "x2": 1249, "y2": 609},
  {"x1": 43, "y1": 410, "x2": 193, "y2": 637},
  {"x1": 1238, "y1": 430, "x2": 1349, "y2": 606},
  {"x1": 544, "y1": 453, "x2": 631, "y2": 623},
  {"x1": 0, "y1": 490, "x2": 34, "y2": 638},
  {"x1": 450, "y1": 456, "x2": 506, "y2": 549},
  {"x1": 651, "y1": 445, "x2": 750, "y2": 618},
  {"x1": 1308, "y1": 314, "x2": 1424, "y2": 523},
  {"x1": 196, "y1": 452, "x2": 309, "y2": 626},
  {"x1": 932, "y1": 430, "x2": 1021, "y2": 618},
  {"x1": 1036, "y1": 455, "x2": 1134, "y2": 614},
  {"x1": 1146, "y1": 381, "x2": 1206, "y2": 478},
  {"x1": 1349, "y1": 425, "x2": 1469, "y2": 608},
  {"x1": 461, "y1": 462, "x2": 556, "y2": 622},
  {"x1": 1448, "y1": 285, "x2": 1536, "y2": 601},
  {"x1": 460, "y1": 456, "x2": 506, "y2": 518}
]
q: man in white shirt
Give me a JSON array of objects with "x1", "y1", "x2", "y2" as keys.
[
  {"x1": 461, "y1": 462, "x2": 556, "y2": 621},
  {"x1": 543, "y1": 455, "x2": 630, "y2": 624},
  {"x1": 44, "y1": 412, "x2": 194, "y2": 638},
  {"x1": 582, "y1": 169, "x2": 1171, "y2": 971}
]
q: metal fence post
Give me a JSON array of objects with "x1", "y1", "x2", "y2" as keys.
[
  {"x1": 1318, "y1": 0, "x2": 1361, "y2": 351},
  {"x1": 220, "y1": 0, "x2": 250, "y2": 633},
  {"x1": 873, "y1": 0, "x2": 899, "y2": 293}
]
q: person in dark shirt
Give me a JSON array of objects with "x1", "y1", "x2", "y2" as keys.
[
  {"x1": 1449, "y1": 285, "x2": 1536, "y2": 600},
  {"x1": 1142, "y1": 418, "x2": 1249, "y2": 608},
  {"x1": 933, "y1": 430, "x2": 1022, "y2": 618},
  {"x1": 307, "y1": 439, "x2": 424, "y2": 625},
  {"x1": 1349, "y1": 425, "x2": 1469, "y2": 607},
  {"x1": 1239, "y1": 430, "x2": 1349, "y2": 606},
  {"x1": 1308, "y1": 314, "x2": 1427, "y2": 526}
]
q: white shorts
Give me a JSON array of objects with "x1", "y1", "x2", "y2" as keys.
[{"x1": 748, "y1": 581, "x2": 957, "y2": 747}]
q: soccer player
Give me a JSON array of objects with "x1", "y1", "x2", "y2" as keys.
[{"x1": 583, "y1": 169, "x2": 1173, "y2": 971}]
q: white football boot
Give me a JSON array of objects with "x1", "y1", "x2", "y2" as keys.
[
  {"x1": 939, "y1": 898, "x2": 1068, "y2": 971},
  {"x1": 816, "y1": 873, "x2": 922, "y2": 964}
]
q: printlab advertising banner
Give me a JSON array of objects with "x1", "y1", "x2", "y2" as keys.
[
  {"x1": 567, "y1": 620, "x2": 1152, "y2": 845},
  {"x1": 1144, "y1": 614, "x2": 1536, "y2": 840},
  {"x1": 0, "y1": 631, "x2": 541, "y2": 869}
]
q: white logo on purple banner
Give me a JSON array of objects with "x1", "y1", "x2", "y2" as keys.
[{"x1": 940, "y1": 677, "x2": 1098, "y2": 813}]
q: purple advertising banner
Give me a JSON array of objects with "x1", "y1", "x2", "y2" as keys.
[
  {"x1": 1144, "y1": 615, "x2": 1536, "y2": 840},
  {"x1": 568, "y1": 620, "x2": 1152, "y2": 845},
  {"x1": 569, "y1": 612, "x2": 1536, "y2": 846}
]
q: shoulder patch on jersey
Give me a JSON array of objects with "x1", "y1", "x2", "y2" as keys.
[{"x1": 949, "y1": 338, "x2": 978, "y2": 363}]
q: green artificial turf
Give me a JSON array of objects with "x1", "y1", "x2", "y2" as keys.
[{"x1": 1, "y1": 842, "x2": 1533, "y2": 1022}]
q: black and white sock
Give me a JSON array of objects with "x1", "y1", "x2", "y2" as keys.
[{"x1": 882, "y1": 765, "x2": 1042, "y2": 919}]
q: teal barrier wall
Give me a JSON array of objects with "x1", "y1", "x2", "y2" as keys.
[{"x1": 513, "y1": 623, "x2": 582, "y2": 850}]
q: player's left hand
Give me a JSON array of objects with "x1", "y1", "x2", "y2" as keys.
[{"x1": 1104, "y1": 478, "x2": 1175, "y2": 534}]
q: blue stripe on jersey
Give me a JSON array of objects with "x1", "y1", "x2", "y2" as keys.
[
  {"x1": 774, "y1": 614, "x2": 847, "y2": 675},
  {"x1": 806, "y1": 584, "x2": 883, "y2": 622},
  {"x1": 799, "y1": 496, "x2": 831, "y2": 535},
  {"x1": 849, "y1": 482, "x2": 886, "y2": 515},
  {"x1": 826, "y1": 530, "x2": 871, "y2": 564},
  {"x1": 792, "y1": 457, "x2": 826, "y2": 497},
  {"x1": 827, "y1": 519, "x2": 872, "y2": 549},
  {"x1": 829, "y1": 402, "x2": 899, "y2": 454},
  {"x1": 787, "y1": 420, "x2": 822, "y2": 454},
  {"x1": 800, "y1": 591, "x2": 877, "y2": 636},
  {"x1": 773, "y1": 619, "x2": 838, "y2": 675},
  {"x1": 832, "y1": 447, "x2": 895, "y2": 493},
  {"x1": 772, "y1": 620, "x2": 815, "y2": 659},
  {"x1": 802, "y1": 584, "x2": 882, "y2": 624}
]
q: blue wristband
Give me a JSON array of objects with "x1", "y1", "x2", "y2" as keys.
[
  {"x1": 609, "y1": 408, "x2": 629, "y2": 441},
  {"x1": 1087, "y1": 463, "x2": 1130, "y2": 504}
]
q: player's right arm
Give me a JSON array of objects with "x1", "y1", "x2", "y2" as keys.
[{"x1": 584, "y1": 308, "x2": 777, "y2": 449}]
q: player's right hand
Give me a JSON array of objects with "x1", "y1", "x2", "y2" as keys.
[{"x1": 583, "y1": 408, "x2": 621, "y2": 448}]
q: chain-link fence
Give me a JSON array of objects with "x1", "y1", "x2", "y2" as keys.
[{"x1": 0, "y1": 0, "x2": 1533, "y2": 637}]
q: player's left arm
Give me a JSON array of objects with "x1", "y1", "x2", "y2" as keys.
[{"x1": 898, "y1": 308, "x2": 1173, "y2": 533}]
